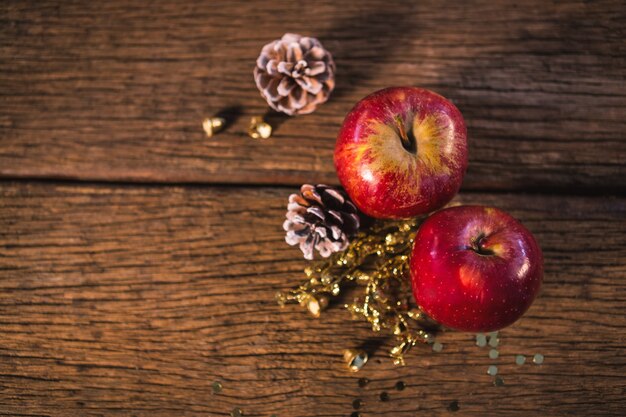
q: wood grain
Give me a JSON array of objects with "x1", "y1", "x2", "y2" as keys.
[
  {"x1": 0, "y1": 182, "x2": 624, "y2": 416},
  {"x1": 1, "y1": 0, "x2": 625, "y2": 190}
]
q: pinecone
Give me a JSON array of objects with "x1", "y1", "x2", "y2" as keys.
[
  {"x1": 254, "y1": 33, "x2": 336, "y2": 116},
  {"x1": 283, "y1": 184, "x2": 360, "y2": 260}
]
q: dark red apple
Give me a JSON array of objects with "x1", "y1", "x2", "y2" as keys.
[
  {"x1": 334, "y1": 87, "x2": 467, "y2": 219},
  {"x1": 410, "y1": 205, "x2": 543, "y2": 332}
]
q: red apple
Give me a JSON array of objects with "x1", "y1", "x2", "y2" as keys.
[
  {"x1": 410, "y1": 205, "x2": 543, "y2": 332},
  {"x1": 334, "y1": 87, "x2": 467, "y2": 219}
]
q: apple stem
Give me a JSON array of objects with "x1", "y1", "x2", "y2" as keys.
[
  {"x1": 470, "y1": 233, "x2": 495, "y2": 256},
  {"x1": 394, "y1": 116, "x2": 414, "y2": 151}
]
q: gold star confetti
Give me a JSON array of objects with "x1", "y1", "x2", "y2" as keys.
[
  {"x1": 447, "y1": 400, "x2": 460, "y2": 412},
  {"x1": 211, "y1": 381, "x2": 222, "y2": 394},
  {"x1": 489, "y1": 349, "x2": 499, "y2": 359},
  {"x1": 488, "y1": 331, "x2": 499, "y2": 347}
]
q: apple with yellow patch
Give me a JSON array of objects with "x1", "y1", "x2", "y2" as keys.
[
  {"x1": 334, "y1": 87, "x2": 468, "y2": 219},
  {"x1": 410, "y1": 205, "x2": 543, "y2": 332}
]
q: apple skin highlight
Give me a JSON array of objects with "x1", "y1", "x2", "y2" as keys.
[
  {"x1": 334, "y1": 87, "x2": 468, "y2": 219},
  {"x1": 410, "y1": 205, "x2": 544, "y2": 332}
]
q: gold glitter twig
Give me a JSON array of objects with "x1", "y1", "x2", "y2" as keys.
[{"x1": 277, "y1": 218, "x2": 436, "y2": 366}]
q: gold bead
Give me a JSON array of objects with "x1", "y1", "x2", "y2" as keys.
[
  {"x1": 248, "y1": 116, "x2": 272, "y2": 139},
  {"x1": 202, "y1": 117, "x2": 225, "y2": 138},
  {"x1": 211, "y1": 381, "x2": 223, "y2": 394},
  {"x1": 343, "y1": 349, "x2": 368, "y2": 372},
  {"x1": 320, "y1": 273, "x2": 333, "y2": 285},
  {"x1": 303, "y1": 294, "x2": 328, "y2": 318}
]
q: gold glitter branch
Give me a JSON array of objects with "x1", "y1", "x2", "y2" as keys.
[{"x1": 276, "y1": 218, "x2": 436, "y2": 366}]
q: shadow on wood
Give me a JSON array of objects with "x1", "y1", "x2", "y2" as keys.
[{"x1": 320, "y1": 3, "x2": 420, "y2": 100}]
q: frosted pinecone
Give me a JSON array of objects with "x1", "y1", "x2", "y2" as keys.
[
  {"x1": 283, "y1": 184, "x2": 360, "y2": 260},
  {"x1": 254, "y1": 33, "x2": 335, "y2": 116}
]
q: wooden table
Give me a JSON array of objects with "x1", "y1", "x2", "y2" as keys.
[{"x1": 1, "y1": 1, "x2": 624, "y2": 416}]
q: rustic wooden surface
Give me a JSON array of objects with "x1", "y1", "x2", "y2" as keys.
[
  {"x1": 1, "y1": 0, "x2": 625, "y2": 416},
  {"x1": 1, "y1": 0, "x2": 625, "y2": 190},
  {"x1": 0, "y1": 183, "x2": 624, "y2": 416}
]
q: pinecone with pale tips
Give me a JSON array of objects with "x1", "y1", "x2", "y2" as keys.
[
  {"x1": 254, "y1": 33, "x2": 335, "y2": 116},
  {"x1": 284, "y1": 184, "x2": 360, "y2": 260}
]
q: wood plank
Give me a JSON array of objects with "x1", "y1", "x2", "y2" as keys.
[
  {"x1": 1, "y1": 0, "x2": 625, "y2": 190},
  {"x1": 0, "y1": 182, "x2": 624, "y2": 416}
]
